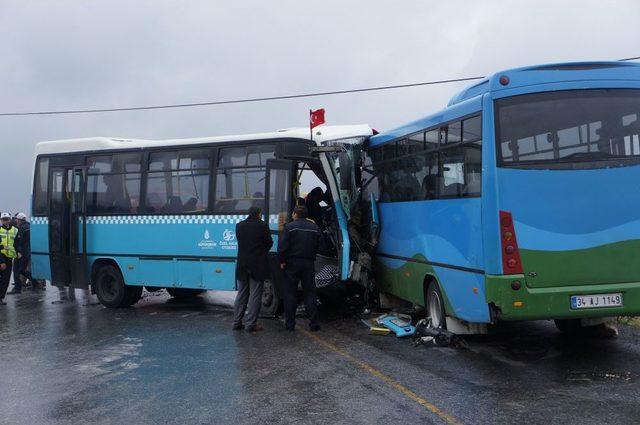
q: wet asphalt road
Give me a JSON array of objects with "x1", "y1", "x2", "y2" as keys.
[{"x1": 1, "y1": 289, "x2": 640, "y2": 425}]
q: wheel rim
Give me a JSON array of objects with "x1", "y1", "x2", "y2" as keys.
[
  {"x1": 100, "y1": 274, "x2": 119, "y2": 302},
  {"x1": 428, "y1": 289, "x2": 443, "y2": 328},
  {"x1": 262, "y1": 280, "x2": 274, "y2": 307}
]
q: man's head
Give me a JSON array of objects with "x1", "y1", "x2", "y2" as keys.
[
  {"x1": 248, "y1": 206, "x2": 262, "y2": 219},
  {"x1": 292, "y1": 206, "x2": 308, "y2": 221},
  {"x1": 15, "y1": 212, "x2": 26, "y2": 224},
  {"x1": 1, "y1": 213, "x2": 11, "y2": 227},
  {"x1": 307, "y1": 187, "x2": 323, "y2": 203}
]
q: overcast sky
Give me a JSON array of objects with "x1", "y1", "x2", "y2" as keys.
[{"x1": 1, "y1": 0, "x2": 638, "y2": 213}]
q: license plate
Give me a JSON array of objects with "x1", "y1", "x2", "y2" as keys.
[{"x1": 570, "y1": 293, "x2": 623, "y2": 309}]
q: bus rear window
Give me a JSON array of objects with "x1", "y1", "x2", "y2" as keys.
[{"x1": 496, "y1": 89, "x2": 640, "y2": 167}]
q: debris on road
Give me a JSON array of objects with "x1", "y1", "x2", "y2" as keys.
[
  {"x1": 412, "y1": 319, "x2": 466, "y2": 348},
  {"x1": 376, "y1": 314, "x2": 416, "y2": 337},
  {"x1": 360, "y1": 314, "x2": 416, "y2": 337}
]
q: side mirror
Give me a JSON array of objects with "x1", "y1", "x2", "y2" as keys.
[{"x1": 338, "y1": 152, "x2": 353, "y2": 191}]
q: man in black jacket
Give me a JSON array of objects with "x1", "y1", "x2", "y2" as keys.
[
  {"x1": 278, "y1": 205, "x2": 321, "y2": 331},
  {"x1": 232, "y1": 206, "x2": 273, "y2": 332}
]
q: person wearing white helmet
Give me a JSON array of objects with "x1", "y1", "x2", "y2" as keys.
[
  {"x1": 9, "y1": 212, "x2": 36, "y2": 294},
  {"x1": 0, "y1": 212, "x2": 20, "y2": 304}
]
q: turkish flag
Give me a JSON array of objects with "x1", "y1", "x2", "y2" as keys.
[{"x1": 310, "y1": 108, "x2": 326, "y2": 129}]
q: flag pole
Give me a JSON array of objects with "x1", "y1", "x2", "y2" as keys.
[{"x1": 309, "y1": 109, "x2": 313, "y2": 142}]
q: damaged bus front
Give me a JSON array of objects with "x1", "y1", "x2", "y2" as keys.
[{"x1": 263, "y1": 125, "x2": 372, "y2": 314}]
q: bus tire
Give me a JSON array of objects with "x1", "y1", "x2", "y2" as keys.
[
  {"x1": 260, "y1": 279, "x2": 280, "y2": 317},
  {"x1": 124, "y1": 285, "x2": 143, "y2": 307},
  {"x1": 426, "y1": 281, "x2": 447, "y2": 329},
  {"x1": 166, "y1": 288, "x2": 204, "y2": 299},
  {"x1": 94, "y1": 264, "x2": 128, "y2": 308}
]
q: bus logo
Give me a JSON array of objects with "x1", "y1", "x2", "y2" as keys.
[
  {"x1": 198, "y1": 229, "x2": 216, "y2": 250},
  {"x1": 223, "y1": 229, "x2": 235, "y2": 242},
  {"x1": 219, "y1": 229, "x2": 238, "y2": 251}
]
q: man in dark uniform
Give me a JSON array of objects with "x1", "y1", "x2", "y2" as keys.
[
  {"x1": 277, "y1": 205, "x2": 321, "y2": 331},
  {"x1": 232, "y1": 206, "x2": 273, "y2": 332}
]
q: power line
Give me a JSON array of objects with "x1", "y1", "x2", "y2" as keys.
[
  {"x1": 1, "y1": 55, "x2": 639, "y2": 117},
  {"x1": 0, "y1": 76, "x2": 485, "y2": 117}
]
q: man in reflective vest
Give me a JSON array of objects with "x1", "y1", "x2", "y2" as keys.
[
  {"x1": 0, "y1": 212, "x2": 20, "y2": 305},
  {"x1": 8, "y1": 212, "x2": 32, "y2": 294}
]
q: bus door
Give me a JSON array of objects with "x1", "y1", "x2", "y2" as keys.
[
  {"x1": 265, "y1": 159, "x2": 294, "y2": 235},
  {"x1": 264, "y1": 159, "x2": 294, "y2": 292},
  {"x1": 48, "y1": 166, "x2": 88, "y2": 288},
  {"x1": 70, "y1": 167, "x2": 88, "y2": 289}
]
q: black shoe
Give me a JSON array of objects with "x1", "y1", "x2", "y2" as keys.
[
  {"x1": 246, "y1": 324, "x2": 264, "y2": 333},
  {"x1": 6, "y1": 288, "x2": 21, "y2": 295},
  {"x1": 309, "y1": 324, "x2": 321, "y2": 332},
  {"x1": 232, "y1": 323, "x2": 244, "y2": 331},
  {"x1": 0, "y1": 300, "x2": 6, "y2": 305}
]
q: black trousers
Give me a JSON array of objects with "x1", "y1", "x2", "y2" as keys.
[
  {"x1": 283, "y1": 259, "x2": 318, "y2": 329},
  {"x1": 0, "y1": 259, "x2": 13, "y2": 300},
  {"x1": 13, "y1": 257, "x2": 28, "y2": 290}
]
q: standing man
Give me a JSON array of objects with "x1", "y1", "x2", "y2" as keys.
[
  {"x1": 278, "y1": 206, "x2": 321, "y2": 331},
  {"x1": 305, "y1": 187, "x2": 325, "y2": 229},
  {"x1": 8, "y1": 212, "x2": 31, "y2": 294},
  {"x1": 232, "y1": 206, "x2": 273, "y2": 332},
  {"x1": 0, "y1": 212, "x2": 20, "y2": 305}
]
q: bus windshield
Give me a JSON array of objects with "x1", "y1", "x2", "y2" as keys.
[{"x1": 496, "y1": 89, "x2": 640, "y2": 167}]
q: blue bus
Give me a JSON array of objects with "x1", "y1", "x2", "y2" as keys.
[
  {"x1": 30, "y1": 126, "x2": 373, "y2": 313},
  {"x1": 364, "y1": 61, "x2": 640, "y2": 333}
]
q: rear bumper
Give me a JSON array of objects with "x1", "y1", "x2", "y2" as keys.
[{"x1": 485, "y1": 275, "x2": 640, "y2": 321}]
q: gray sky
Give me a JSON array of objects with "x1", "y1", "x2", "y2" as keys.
[{"x1": 1, "y1": 0, "x2": 639, "y2": 213}]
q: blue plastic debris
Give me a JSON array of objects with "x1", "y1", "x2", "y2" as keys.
[{"x1": 376, "y1": 314, "x2": 416, "y2": 338}]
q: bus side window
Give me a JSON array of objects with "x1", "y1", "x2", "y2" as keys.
[
  {"x1": 33, "y1": 157, "x2": 50, "y2": 216},
  {"x1": 145, "y1": 150, "x2": 210, "y2": 214},
  {"x1": 87, "y1": 154, "x2": 142, "y2": 215},
  {"x1": 214, "y1": 145, "x2": 273, "y2": 213}
]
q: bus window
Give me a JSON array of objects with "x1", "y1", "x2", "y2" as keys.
[
  {"x1": 268, "y1": 166, "x2": 291, "y2": 231},
  {"x1": 439, "y1": 144, "x2": 482, "y2": 198},
  {"x1": 33, "y1": 157, "x2": 49, "y2": 215},
  {"x1": 214, "y1": 145, "x2": 274, "y2": 213},
  {"x1": 441, "y1": 121, "x2": 462, "y2": 145},
  {"x1": 462, "y1": 115, "x2": 482, "y2": 142},
  {"x1": 87, "y1": 153, "x2": 142, "y2": 215},
  {"x1": 425, "y1": 129, "x2": 439, "y2": 150},
  {"x1": 247, "y1": 145, "x2": 275, "y2": 166},
  {"x1": 145, "y1": 150, "x2": 209, "y2": 213},
  {"x1": 496, "y1": 89, "x2": 640, "y2": 166},
  {"x1": 420, "y1": 152, "x2": 440, "y2": 200}
]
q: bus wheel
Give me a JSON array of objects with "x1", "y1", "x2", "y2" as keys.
[
  {"x1": 427, "y1": 282, "x2": 446, "y2": 329},
  {"x1": 166, "y1": 288, "x2": 204, "y2": 299},
  {"x1": 124, "y1": 286, "x2": 143, "y2": 307},
  {"x1": 260, "y1": 279, "x2": 280, "y2": 317},
  {"x1": 95, "y1": 265, "x2": 128, "y2": 308}
]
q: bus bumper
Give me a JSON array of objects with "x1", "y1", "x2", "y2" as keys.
[{"x1": 485, "y1": 275, "x2": 640, "y2": 321}]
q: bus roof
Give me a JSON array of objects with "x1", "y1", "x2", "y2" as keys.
[
  {"x1": 370, "y1": 61, "x2": 640, "y2": 147},
  {"x1": 34, "y1": 124, "x2": 373, "y2": 156}
]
